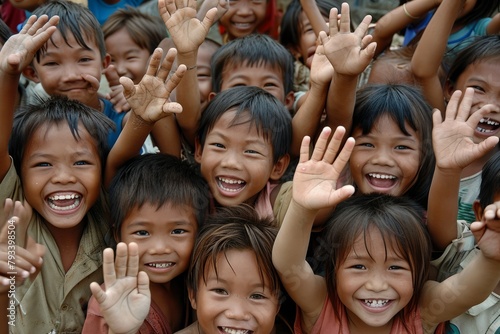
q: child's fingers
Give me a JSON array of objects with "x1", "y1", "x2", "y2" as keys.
[
  {"x1": 355, "y1": 14, "x2": 373, "y2": 39},
  {"x1": 119, "y1": 77, "x2": 136, "y2": 100},
  {"x1": 82, "y1": 74, "x2": 100, "y2": 92},
  {"x1": 136, "y1": 271, "x2": 150, "y2": 297},
  {"x1": 455, "y1": 87, "x2": 475, "y2": 122},
  {"x1": 322, "y1": 126, "x2": 346, "y2": 164},
  {"x1": 104, "y1": 64, "x2": 121, "y2": 88},
  {"x1": 164, "y1": 65, "x2": 186, "y2": 97},
  {"x1": 310, "y1": 127, "x2": 332, "y2": 162},
  {"x1": 157, "y1": 48, "x2": 178, "y2": 82},
  {"x1": 466, "y1": 103, "x2": 499, "y2": 129},
  {"x1": 202, "y1": 7, "x2": 219, "y2": 29},
  {"x1": 432, "y1": 108, "x2": 444, "y2": 127},
  {"x1": 445, "y1": 89, "x2": 464, "y2": 120},
  {"x1": 162, "y1": 101, "x2": 183, "y2": 115},
  {"x1": 328, "y1": 7, "x2": 339, "y2": 36},
  {"x1": 146, "y1": 48, "x2": 163, "y2": 77},
  {"x1": 332, "y1": 137, "x2": 355, "y2": 175},
  {"x1": 298, "y1": 135, "x2": 312, "y2": 164},
  {"x1": 114, "y1": 242, "x2": 128, "y2": 278},
  {"x1": 90, "y1": 281, "x2": 107, "y2": 305},
  {"x1": 102, "y1": 247, "x2": 117, "y2": 287},
  {"x1": 338, "y1": 2, "x2": 351, "y2": 33},
  {"x1": 126, "y1": 243, "x2": 139, "y2": 278}
]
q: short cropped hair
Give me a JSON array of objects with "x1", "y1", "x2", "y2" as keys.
[
  {"x1": 478, "y1": 151, "x2": 500, "y2": 210},
  {"x1": 187, "y1": 204, "x2": 281, "y2": 299},
  {"x1": 108, "y1": 153, "x2": 210, "y2": 234},
  {"x1": 10, "y1": 95, "x2": 115, "y2": 178},
  {"x1": 197, "y1": 86, "x2": 292, "y2": 163},
  {"x1": 32, "y1": 0, "x2": 107, "y2": 61},
  {"x1": 102, "y1": 7, "x2": 167, "y2": 55},
  {"x1": 211, "y1": 33, "x2": 294, "y2": 95}
]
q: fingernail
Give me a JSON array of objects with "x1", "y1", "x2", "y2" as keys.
[
  {"x1": 21, "y1": 270, "x2": 29, "y2": 278},
  {"x1": 30, "y1": 266, "x2": 36, "y2": 274}
]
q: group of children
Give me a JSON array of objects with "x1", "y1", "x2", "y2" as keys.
[{"x1": 0, "y1": 0, "x2": 500, "y2": 333}]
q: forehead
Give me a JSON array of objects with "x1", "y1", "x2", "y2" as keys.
[
  {"x1": 121, "y1": 202, "x2": 198, "y2": 227},
  {"x1": 210, "y1": 109, "x2": 270, "y2": 141},
  {"x1": 41, "y1": 28, "x2": 100, "y2": 55}
]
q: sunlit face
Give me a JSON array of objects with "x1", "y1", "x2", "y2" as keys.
[
  {"x1": 119, "y1": 203, "x2": 198, "y2": 284},
  {"x1": 190, "y1": 249, "x2": 279, "y2": 334},
  {"x1": 446, "y1": 60, "x2": 500, "y2": 144},
  {"x1": 198, "y1": 42, "x2": 219, "y2": 112},
  {"x1": 219, "y1": 0, "x2": 268, "y2": 40},
  {"x1": 195, "y1": 110, "x2": 285, "y2": 207},
  {"x1": 219, "y1": 62, "x2": 293, "y2": 108},
  {"x1": 336, "y1": 227, "x2": 414, "y2": 332},
  {"x1": 294, "y1": 11, "x2": 327, "y2": 68},
  {"x1": 21, "y1": 123, "x2": 102, "y2": 231},
  {"x1": 29, "y1": 29, "x2": 108, "y2": 110},
  {"x1": 105, "y1": 27, "x2": 151, "y2": 85},
  {"x1": 350, "y1": 115, "x2": 421, "y2": 197}
]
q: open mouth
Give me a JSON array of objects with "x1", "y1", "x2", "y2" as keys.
[
  {"x1": 364, "y1": 299, "x2": 389, "y2": 308},
  {"x1": 146, "y1": 262, "x2": 174, "y2": 269},
  {"x1": 476, "y1": 117, "x2": 500, "y2": 133},
  {"x1": 217, "y1": 177, "x2": 246, "y2": 193},
  {"x1": 219, "y1": 327, "x2": 253, "y2": 334},
  {"x1": 367, "y1": 173, "x2": 397, "y2": 189},
  {"x1": 47, "y1": 193, "x2": 81, "y2": 211}
]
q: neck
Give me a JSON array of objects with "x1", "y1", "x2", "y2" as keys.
[{"x1": 45, "y1": 220, "x2": 86, "y2": 272}]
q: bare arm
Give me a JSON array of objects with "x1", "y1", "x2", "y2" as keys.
[
  {"x1": 372, "y1": 0, "x2": 439, "y2": 57},
  {"x1": 299, "y1": 0, "x2": 328, "y2": 36},
  {"x1": 273, "y1": 127, "x2": 355, "y2": 331},
  {"x1": 428, "y1": 88, "x2": 499, "y2": 250},
  {"x1": 486, "y1": 13, "x2": 500, "y2": 35},
  {"x1": 322, "y1": 4, "x2": 376, "y2": 138},
  {"x1": 411, "y1": 0, "x2": 464, "y2": 111},
  {"x1": 0, "y1": 15, "x2": 58, "y2": 181},
  {"x1": 105, "y1": 48, "x2": 185, "y2": 186},
  {"x1": 421, "y1": 201, "x2": 500, "y2": 327},
  {"x1": 160, "y1": 0, "x2": 217, "y2": 147}
]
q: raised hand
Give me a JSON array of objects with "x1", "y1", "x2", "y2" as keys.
[
  {"x1": 119, "y1": 48, "x2": 185, "y2": 124},
  {"x1": 309, "y1": 42, "x2": 334, "y2": 87},
  {"x1": 432, "y1": 88, "x2": 500, "y2": 172},
  {"x1": 89, "y1": 242, "x2": 150, "y2": 334},
  {"x1": 319, "y1": 3, "x2": 376, "y2": 76},
  {"x1": 103, "y1": 65, "x2": 131, "y2": 113},
  {"x1": 292, "y1": 126, "x2": 355, "y2": 211},
  {"x1": 471, "y1": 201, "x2": 500, "y2": 261},
  {"x1": 0, "y1": 199, "x2": 44, "y2": 293},
  {"x1": 159, "y1": 0, "x2": 217, "y2": 54},
  {"x1": 0, "y1": 15, "x2": 59, "y2": 75}
]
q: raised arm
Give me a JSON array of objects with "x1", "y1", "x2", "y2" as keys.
[
  {"x1": 428, "y1": 88, "x2": 499, "y2": 250},
  {"x1": 299, "y1": 0, "x2": 328, "y2": 36},
  {"x1": 105, "y1": 48, "x2": 185, "y2": 187},
  {"x1": 371, "y1": 0, "x2": 439, "y2": 57},
  {"x1": 160, "y1": 0, "x2": 217, "y2": 147},
  {"x1": 411, "y1": 0, "x2": 464, "y2": 111},
  {"x1": 421, "y1": 201, "x2": 500, "y2": 327},
  {"x1": 322, "y1": 3, "x2": 376, "y2": 138},
  {"x1": 0, "y1": 15, "x2": 58, "y2": 181},
  {"x1": 486, "y1": 13, "x2": 500, "y2": 34},
  {"x1": 272, "y1": 126, "x2": 355, "y2": 331}
]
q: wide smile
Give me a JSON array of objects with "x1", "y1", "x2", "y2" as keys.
[
  {"x1": 216, "y1": 177, "x2": 247, "y2": 194},
  {"x1": 219, "y1": 326, "x2": 253, "y2": 334},
  {"x1": 476, "y1": 117, "x2": 500, "y2": 135},
  {"x1": 360, "y1": 298, "x2": 394, "y2": 313},
  {"x1": 365, "y1": 173, "x2": 398, "y2": 191},
  {"x1": 46, "y1": 193, "x2": 82, "y2": 213},
  {"x1": 145, "y1": 261, "x2": 175, "y2": 272}
]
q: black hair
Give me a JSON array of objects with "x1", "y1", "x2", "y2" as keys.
[
  {"x1": 478, "y1": 151, "x2": 500, "y2": 210},
  {"x1": 197, "y1": 86, "x2": 292, "y2": 163},
  {"x1": 108, "y1": 153, "x2": 210, "y2": 235},
  {"x1": 0, "y1": 19, "x2": 12, "y2": 46},
  {"x1": 32, "y1": 0, "x2": 106, "y2": 61},
  {"x1": 211, "y1": 33, "x2": 294, "y2": 95},
  {"x1": 454, "y1": 0, "x2": 500, "y2": 27}
]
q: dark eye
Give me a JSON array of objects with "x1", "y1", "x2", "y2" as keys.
[
  {"x1": 389, "y1": 266, "x2": 403, "y2": 270},
  {"x1": 212, "y1": 288, "x2": 228, "y2": 295},
  {"x1": 172, "y1": 229, "x2": 186, "y2": 235},
  {"x1": 351, "y1": 264, "x2": 366, "y2": 270},
  {"x1": 75, "y1": 161, "x2": 89, "y2": 166},
  {"x1": 250, "y1": 293, "x2": 266, "y2": 300},
  {"x1": 35, "y1": 162, "x2": 51, "y2": 167},
  {"x1": 470, "y1": 85, "x2": 485, "y2": 93},
  {"x1": 210, "y1": 143, "x2": 225, "y2": 149},
  {"x1": 394, "y1": 145, "x2": 409, "y2": 150},
  {"x1": 358, "y1": 142, "x2": 374, "y2": 148},
  {"x1": 134, "y1": 230, "x2": 149, "y2": 236}
]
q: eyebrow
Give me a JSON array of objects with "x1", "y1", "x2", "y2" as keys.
[{"x1": 205, "y1": 276, "x2": 267, "y2": 290}]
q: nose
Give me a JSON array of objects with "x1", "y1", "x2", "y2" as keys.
[
  {"x1": 51, "y1": 165, "x2": 77, "y2": 184},
  {"x1": 233, "y1": 0, "x2": 252, "y2": 15},
  {"x1": 149, "y1": 236, "x2": 173, "y2": 255},
  {"x1": 61, "y1": 63, "x2": 83, "y2": 81},
  {"x1": 365, "y1": 271, "x2": 389, "y2": 292},
  {"x1": 224, "y1": 295, "x2": 251, "y2": 321},
  {"x1": 114, "y1": 61, "x2": 127, "y2": 77},
  {"x1": 369, "y1": 147, "x2": 396, "y2": 167},
  {"x1": 220, "y1": 151, "x2": 242, "y2": 170}
]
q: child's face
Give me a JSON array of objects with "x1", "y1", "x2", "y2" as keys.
[
  {"x1": 105, "y1": 27, "x2": 151, "y2": 85},
  {"x1": 21, "y1": 123, "x2": 102, "y2": 230},
  {"x1": 336, "y1": 227, "x2": 413, "y2": 331},
  {"x1": 219, "y1": 0, "x2": 268, "y2": 40},
  {"x1": 198, "y1": 42, "x2": 217, "y2": 112},
  {"x1": 28, "y1": 29, "x2": 109, "y2": 110},
  {"x1": 195, "y1": 110, "x2": 285, "y2": 207},
  {"x1": 446, "y1": 59, "x2": 500, "y2": 144},
  {"x1": 294, "y1": 11, "x2": 327, "y2": 69},
  {"x1": 350, "y1": 115, "x2": 421, "y2": 197},
  {"x1": 119, "y1": 202, "x2": 197, "y2": 284},
  {"x1": 190, "y1": 249, "x2": 279, "y2": 334},
  {"x1": 219, "y1": 62, "x2": 294, "y2": 110}
]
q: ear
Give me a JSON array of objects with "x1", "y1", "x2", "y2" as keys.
[
  {"x1": 284, "y1": 90, "x2": 295, "y2": 111},
  {"x1": 194, "y1": 137, "x2": 203, "y2": 164},
  {"x1": 188, "y1": 288, "x2": 197, "y2": 310},
  {"x1": 443, "y1": 80, "x2": 455, "y2": 103},
  {"x1": 208, "y1": 91, "x2": 217, "y2": 102},
  {"x1": 269, "y1": 154, "x2": 290, "y2": 181},
  {"x1": 23, "y1": 65, "x2": 41, "y2": 83},
  {"x1": 102, "y1": 53, "x2": 111, "y2": 70},
  {"x1": 473, "y1": 199, "x2": 483, "y2": 221}
]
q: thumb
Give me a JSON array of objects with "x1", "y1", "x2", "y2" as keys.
[{"x1": 104, "y1": 64, "x2": 121, "y2": 87}]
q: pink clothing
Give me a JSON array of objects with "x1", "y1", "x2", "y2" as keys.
[
  {"x1": 83, "y1": 288, "x2": 172, "y2": 334},
  {"x1": 294, "y1": 298, "x2": 445, "y2": 334},
  {"x1": 254, "y1": 181, "x2": 280, "y2": 219}
]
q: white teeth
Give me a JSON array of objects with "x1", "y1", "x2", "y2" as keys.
[
  {"x1": 47, "y1": 197, "x2": 80, "y2": 211},
  {"x1": 364, "y1": 299, "x2": 389, "y2": 307},
  {"x1": 218, "y1": 178, "x2": 245, "y2": 185},
  {"x1": 48, "y1": 194, "x2": 80, "y2": 200},
  {"x1": 480, "y1": 118, "x2": 500, "y2": 126},
  {"x1": 368, "y1": 173, "x2": 396, "y2": 180},
  {"x1": 221, "y1": 327, "x2": 250, "y2": 334},
  {"x1": 147, "y1": 263, "x2": 173, "y2": 268},
  {"x1": 477, "y1": 126, "x2": 494, "y2": 133},
  {"x1": 217, "y1": 178, "x2": 246, "y2": 193}
]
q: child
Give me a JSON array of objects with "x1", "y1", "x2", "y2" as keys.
[
  {"x1": 102, "y1": 6, "x2": 180, "y2": 156},
  {"x1": 82, "y1": 153, "x2": 210, "y2": 333},
  {"x1": 272, "y1": 126, "x2": 500, "y2": 333},
  {"x1": 88, "y1": 204, "x2": 291, "y2": 334},
  {"x1": 0, "y1": 15, "x2": 117, "y2": 333},
  {"x1": 412, "y1": 18, "x2": 500, "y2": 222},
  {"x1": 22, "y1": 0, "x2": 126, "y2": 149}
]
